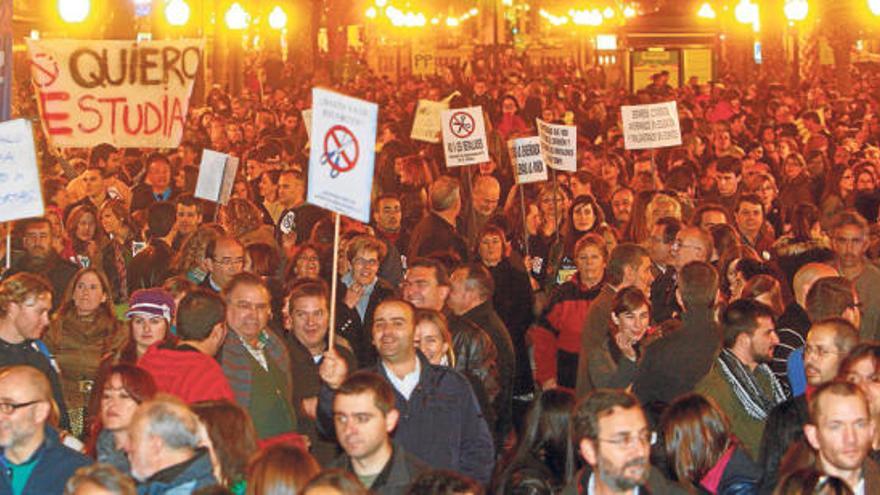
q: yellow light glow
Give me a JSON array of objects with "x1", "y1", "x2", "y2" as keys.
[
  {"x1": 430, "y1": 17, "x2": 439, "y2": 24},
  {"x1": 623, "y1": 6, "x2": 636, "y2": 17},
  {"x1": 603, "y1": 7, "x2": 614, "y2": 18},
  {"x1": 365, "y1": 6, "x2": 377, "y2": 18},
  {"x1": 58, "y1": 0, "x2": 90, "y2": 23},
  {"x1": 469, "y1": 7, "x2": 478, "y2": 15},
  {"x1": 225, "y1": 2, "x2": 249, "y2": 29},
  {"x1": 697, "y1": 2, "x2": 716, "y2": 19},
  {"x1": 784, "y1": 0, "x2": 807, "y2": 21},
  {"x1": 375, "y1": 0, "x2": 387, "y2": 7},
  {"x1": 446, "y1": 16, "x2": 459, "y2": 26},
  {"x1": 268, "y1": 6, "x2": 287, "y2": 29},
  {"x1": 871, "y1": 0, "x2": 880, "y2": 15},
  {"x1": 571, "y1": 8, "x2": 602, "y2": 26},
  {"x1": 502, "y1": 0, "x2": 512, "y2": 5},
  {"x1": 596, "y1": 34, "x2": 617, "y2": 50},
  {"x1": 165, "y1": 0, "x2": 190, "y2": 26},
  {"x1": 734, "y1": 0, "x2": 758, "y2": 25}
]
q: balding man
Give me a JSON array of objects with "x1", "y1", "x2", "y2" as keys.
[
  {"x1": 463, "y1": 175, "x2": 503, "y2": 248},
  {"x1": 652, "y1": 226, "x2": 713, "y2": 323},
  {"x1": 0, "y1": 366, "x2": 91, "y2": 494},
  {"x1": 127, "y1": 397, "x2": 217, "y2": 492},
  {"x1": 201, "y1": 236, "x2": 246, "y2": 292},
  {"x1": 407, "y1": 176, "x2": 469, "y2": 262}
]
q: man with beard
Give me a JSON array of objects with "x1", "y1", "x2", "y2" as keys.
[
  {"x1": 803, "y1": 382, "x2": 880, "y2": 492},
  {"x1": 610, "y1": 187, "x2": 634, "y2": 234},
  {"x1": 8, "y1": 218, "x2": 77, "y2": 308},
  {"x1": 695, "y1": 299, "x2": 787, "y2": 457},
  {"x1": 831, "y1": 210, "x2": 880, "y2": 340},
  {"x1": 563, "y1": 389, "x2": 685, "y2": 494},
  {"x1": 758, "y1": 317, "x2": 859, "y2": 492}
]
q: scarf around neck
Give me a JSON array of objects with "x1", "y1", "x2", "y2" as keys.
[{"x1": 717, "y1": 348, "x2": 787, "y2": 420}]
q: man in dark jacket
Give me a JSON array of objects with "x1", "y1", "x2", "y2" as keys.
[
  {"x1": 8, "y1": 218, "x2": 77, "y2": 309},
  {"x1": 128, "y1": 201, "x2": 176, "y2": 291},
  {"x1": 331, "y1": 371, "x2": 429, "y2": 494},
  {"x1": 128, "y1": 397, "x2": 218, "y2": 492},
  {"x1": 633, "y1": 261, "x2": 721, "y2": 407},
  {"x1": 130, "y1": 152, "x2": 177, "y2": 214},
  {"x1": 407, "y1": 175, "x2": 469, "y2": 262},
  {"x1": 0, "y1": 366, "x2": 91, "y2": 494},
  {"x1": 318, "y1": 299, "x2": 495, "y2": 484},
  {"x1": 0, "y1": 273, "x2": 69, "y2": 429}
]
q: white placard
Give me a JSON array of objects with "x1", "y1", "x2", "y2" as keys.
[
  {"x1": 537, "y1": 119, "x2": 577, "y2": 172},
  {"x1": 508, "y1": 136, "x2": 547, "y2": 184},
  {"x1": 194, "y1": 149, "x2": 238, "y2": 204},
  {"x1": 621, "y1": 101, "x2": 682, "y2": 150},
  {"x1": 0, "y1": 119, "x2": 43, "y2": 222},
  {"x1": 411, "y1": 99, "x2": 447, "y2": 143},
  {"x1": 302, "y1": 109, "x2": 312, "y2": 138},
  {"x1": 441, "y1": 106, "x2": 489, "y2": 167},
  {"x1": 307, "y1": 88, "x2": 378, "y2": 223}
]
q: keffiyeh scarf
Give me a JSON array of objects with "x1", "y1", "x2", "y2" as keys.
[{"x1": 717, "y1": 348, "x2": 787, "y2": 420}]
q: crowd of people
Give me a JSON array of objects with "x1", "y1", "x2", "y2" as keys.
[{"x1": 5, "y1": 50, "x2": 880, "y2": 494}]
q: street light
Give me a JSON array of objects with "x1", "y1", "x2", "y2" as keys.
[
  {"x1": 784, "y1": 0, "x2": 808, "y2": 21},
  {"x1": 365, "y1": 6, "x2": 377, "y2": 18},
  {"x1": 268, "y1": 6, "x2": 287, "y2": 30},
  {"x1": 697, "y1": 2, "x2": 716, "y2": 19},
  {"x1": 870, "y1": 0, "x2": 880, "y2": 15},
  {"x1": 165, "y1": 0, "x2": 191, "y2": 26},
  {"x1": 734, "y1": 0, "x2": 759, "y2": 31},
  {"x1": 225, "y1": 2, "x2": 249, "y2": 30},
  {"x1": 58, "y1": 0, "x2": 90, "y2": 23}
]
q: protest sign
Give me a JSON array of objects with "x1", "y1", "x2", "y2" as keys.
[
  {"x1": 621, "y1": 101, "x2": 682, "y2": 150},
  {"x1": 25, "y1": 39, "x2": 203, "y2": 148},
  {"x1": 302, "y1": 108, "x2": 312, "y2": 138},
  {"x1": 307, "y1": 87, "x2": 378, "y2": 223},
  {"x1": 441, "y1": 106, "x2": 489, "y2": 167},
  {"x1": 508, "y1": 136, "x2": 547, "y2": 184},
  {"x1": 0, "y1": 119, "x2": 43, "y2": 222},
  {"x1": 537, "y1": 119, "x2": 577, "y2": 172},
  {"x1": 411, "y1": 99, "x2": 447, "y2": 143},
  {"x1": 194, "y1": 149, "x2": 239, "y2": 205}
]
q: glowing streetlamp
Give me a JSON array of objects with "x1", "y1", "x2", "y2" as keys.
[
  {"x1": 784, "y1": 0, "x2": 808, "y2": 21},
  {"x1": 225, "y1": 2, "x2": 249, "y2": 30},
  {"x1": 165, "y1": 0, "x2": 191, "y2": 26},
  {"x1": 623, "y1": 6, "x2": 636, "y2": 18},
  {"x1": 268, "y1": 6, "x2": 287, "y2": 29},
  {"x1": 58, "y1": 0, "x2": 90, "y2": 23},
  {"x1": 871, "y1": 0, "x2": 880, "y2": 15},
  {"x1": 697, "y1": 2, "x2": 716, "y2": 19},
  {"x1": 365, "y1": 6, "x2": 377, "y2": 18}
]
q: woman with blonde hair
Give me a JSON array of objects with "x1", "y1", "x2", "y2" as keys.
[
  {"x1": 171, "y1": 224, "x2": 225, "y2": 284},
  {"x1": 414, "y1": 308, "x2": 455, "y2": 366}
]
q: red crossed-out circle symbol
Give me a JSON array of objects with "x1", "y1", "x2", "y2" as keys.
[
  {"x1": 449, "y1": 111, "x2": 475, "y2": 139},
  {"x1": 323, "y1": 125, "x2": 359, "y2": 176},
  {"x1": 30, "y1": 53, "x2": 59, "y2": 88}
]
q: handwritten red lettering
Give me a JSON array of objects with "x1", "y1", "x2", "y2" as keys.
[
  {"x1": 77, "y1": 95, "x2": 102, "y2": 133},
  {"x1": 38, "y1": 91, "x2": 72, "y2": 135}
]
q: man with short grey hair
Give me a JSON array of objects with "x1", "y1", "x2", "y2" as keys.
[
  {"x1": 127, "y1": 396, "x2": 217, "y2": 492},
  {"x1": 407, "y1": 175, "x2": 469, "y2": 262}
]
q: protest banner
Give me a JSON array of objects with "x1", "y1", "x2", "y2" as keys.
[
  {"x1": 25, "y1": 39, "x2": 204, "y2": 148},
  {"x1": 441, "y1": 106, "x2": 489, "y2": 167},
  {"x1": 194, "y1": 149, "x2": 239, "y2": 205},
  {"x1": 411, "y1": 99, "x2": 447, "y2": 143},
  {"x1": 508, "y1": 136, "x2": 547, "y2": 184},
  {"x1": 0, "y1": 119, "x2": 43, "y2": 223},
  {"x1": 621, "y1": 101, "x2": 682, "y2": 150},
  {"x1": 537, "y1": 119, "x2": 577, "y2": 172}
]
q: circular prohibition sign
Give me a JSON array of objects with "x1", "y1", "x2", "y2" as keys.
[
  {"x1": 323, "y1": 124, "x2": 360, "y2": 178},
  {"x1": 449, "y1": 111, "x2": 476, "y2": 139},
  {"x1": 30, "y1": 53, "x2": 60, "y2": 88}
]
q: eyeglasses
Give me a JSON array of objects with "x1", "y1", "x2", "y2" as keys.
[
  {"x1": 233, "y1": 301, "x2": 270, "y2": 312},
  {"x1": 0, "y1": 400, "x2": 42, "y2": 415},
  {"x1": 805, "y1": 345, "x2": 842, "y2": 359},
  {"x1": 214, "y1": 257, "x2": 245, "y2": 267},
  {"x1": 353, "y1": 258, "x2": 380, "y2": 267},
  {"x1": 596, "y1": 431, "x2": 657, "y2": 448}
]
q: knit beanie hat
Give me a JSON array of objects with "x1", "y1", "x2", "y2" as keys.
[{"x1": 126, "y1": 288, "x2": 176, "y2": 322}]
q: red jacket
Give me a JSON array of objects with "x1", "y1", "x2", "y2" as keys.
[{"x1": 139, "y1": 344, "x2": 235, "y2": 404}]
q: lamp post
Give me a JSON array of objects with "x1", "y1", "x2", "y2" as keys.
[
  {"x1": 225, "y1": 2, "x2": 248, "y2": 95},
  {"x1": 784, "y1": 0, "x2": 808, "y2": 87}
]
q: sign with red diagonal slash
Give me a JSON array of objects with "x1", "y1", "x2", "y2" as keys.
[
  {"x1": 441, "y1": 105, "x2": 489, "y2": 167},
  {"x1": 323, "y1": 124, "x2": 359, "y2": 177},
  {"x1": 307, "y1": 87, "x2": 378, "y2": 223}
]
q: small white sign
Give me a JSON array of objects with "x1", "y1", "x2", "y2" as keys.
[
  {"x1": 621, "y1": 101, "x2": 682, "y2": 150},
  {"x1": 307, "y1": 88, "x2": 378, "y2": 223},
  {"x1": 194, "y1": 149, "x2": 239, "y2": 205},
  {"x1": 537, "y1": 119, "x2": 577, "y2": 172},
  {"x1": 441, "y1": 106, "x2": 489, "y2": 167},
  {"x1": 411, "y1": 99, "x2": 447, "y2": 143},
  {"x1": 508, "y1": 136, "x2": 547, "y2": 184},
  {"x1": 302, "y1": 109, "x2": 313, "y2": 139},
  {"x1": 0, "y1": 119, "x2": 43, "y2": 222}
]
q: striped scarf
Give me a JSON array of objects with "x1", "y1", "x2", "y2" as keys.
[{"x1": 717, "y1": 348, "x2": 787, "y2": 421}]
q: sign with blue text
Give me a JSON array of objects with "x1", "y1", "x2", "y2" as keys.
[{"x1": 0, "y1": 119, "x2": 43, "y2": 222}]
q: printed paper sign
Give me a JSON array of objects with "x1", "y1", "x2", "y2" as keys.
[
  {"x1": 621, "y1": 101, "x2": 682, "y2": 150},
  {"x1": 25, "y1": 39, "x2": 204, "y2": 148},
  {"x1": 307, "y1": 87, "x2": 378, "y2": 223},
  {"x1": 537, "y1": 119, "x2": 577, "y2": 172},
  {"x1": 0, "y1": 119, "x2": 43, "y2": 222},
  {"x1": 194, "y1": 149, "x2": 239, "y2": 205},
  {"x1": 441, "y1": 106, "x2": 489, "y2": 167},
  {"x1": 508, "y1": 136, "x2": 547, "y2": 184},
  {"x1": 411, "y1": 99, "x2": 447, "y2": 143}
]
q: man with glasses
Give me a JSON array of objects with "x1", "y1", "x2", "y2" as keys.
[
  {"x1": 831, "y1": 210, "x2": 880, "y2": 340},
  {"x1": 563, "y1": 388, "x2": 685, "y2": 495},
  {"x1": 338, "y1": 235, "x2": 395, "y2": 367},
  {"x1": 201, "y1": 236, "x2": 246, "y2": 293},
  {"x1": 220, "y1": 273, "x2": 298, "y2": 440},
  {"x1": 652, "y1": 226, "x2": 713, "y2": 324},
  {"x1": 758, "y1": 317, "x2": 860, "y2": 491},
  {"x1": 0, "y1": 365, "x2": 90, "y2": 494}
]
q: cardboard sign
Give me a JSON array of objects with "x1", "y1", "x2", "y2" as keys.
[
  {"x1": 194, "y1": 149, "x2": 239, "y2": 205},
  {"x1": 411, "y1": 99, "x2": 447, "y2": 143},
  {"x1": 441, "y1": 106, "x2": 489, "y2": 167},
  {"x1": 0, "y1": 119, "x2": 43, "y2": 222},
  {"x1": 537, "y1": 119, "x2": 577, "y2": 172},
  {"x1": 621, "y1": 101, "x2": 682, "y2": 150},
  {"x1": 307, "y1": 87, "x2": 378, "y2": 223},
  {"x1": 25, "y1": 39, "x2": 203, "y2": 148},
  {"x1": 508, "y1": 136, "x2": 547, "y2": 184}
]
